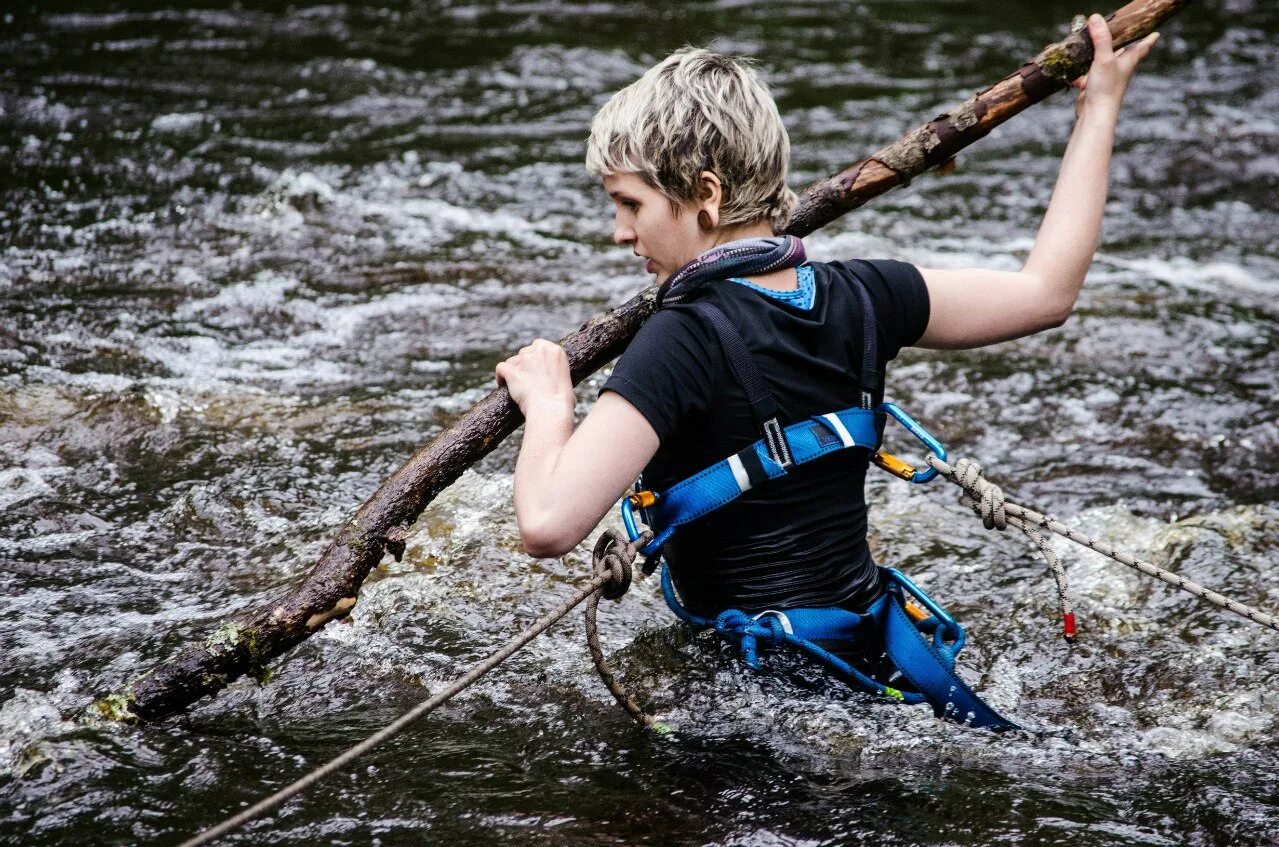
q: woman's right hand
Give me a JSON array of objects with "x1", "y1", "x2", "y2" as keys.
[
  {"x1": 1072, "y1": 13, "x2": 1160, "y2": 118},
  {"x1": 495, "y1": 338, "x2": 575, "y2": 418}
]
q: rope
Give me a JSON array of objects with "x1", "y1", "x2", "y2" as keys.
[
  {"x1": 179, "y1": 563, "x2": 629, "y2": 847},
  {"x1": 187, "y1": 448, "x2": 1276, "y2": 845},
  {"x1": 927, "y1": 454, "x2": 1279, "y2": 634},
  {"x1": 946, "y1": 457, "x2": 1076, "y2": 638},
  {"x1": 584, "y1": 527, "x2": 656, "y2": 727}
]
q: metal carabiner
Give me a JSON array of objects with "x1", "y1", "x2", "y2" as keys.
[
  {"x1": 620, "y1": 490, "x2": 656, "y2": 544},
  {"x1": 871, "y1": 402, "x2": 946, "y2": 484},
  {"x1": 619, "y1": 488, "x2": 659, "y2": 555}
]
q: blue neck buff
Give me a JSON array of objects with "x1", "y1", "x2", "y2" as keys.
[{"x1": 656, "y1": 235, "x2": 806, "y2": 307}]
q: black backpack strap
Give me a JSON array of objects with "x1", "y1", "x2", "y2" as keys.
[
  {"x1": 666, "y1": 265, "x2": 884, "y2": 463},
  {"x1": 845, "y1": 261, "x2": 882, "y2": 409},
  {"x1": 678, "y1": 300, "x2": 793, "y2": 469}
]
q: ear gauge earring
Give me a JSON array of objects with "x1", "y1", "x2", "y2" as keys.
[{"x1": 698, "y1": 210, "x2": 714, "y2": 232}]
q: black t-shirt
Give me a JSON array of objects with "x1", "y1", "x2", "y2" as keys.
[{"x1": 602, "y1": 259, "x2": 930, "y2": 617}]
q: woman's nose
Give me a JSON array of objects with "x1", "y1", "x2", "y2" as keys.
[{"x1": 613, "y1": 215, "x2": 635, "y2": 247}]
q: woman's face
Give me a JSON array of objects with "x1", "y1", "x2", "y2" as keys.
[{"x1": 602, "y1": 171, "x2": 707, "y2": 286}]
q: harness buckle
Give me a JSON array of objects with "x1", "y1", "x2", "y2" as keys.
[
  {"x1": 871, "y1": 402, "x2": 946, "y2": 484},
  {"x1": 762, "y1": 418, "x2": 793, "y2": 468}
]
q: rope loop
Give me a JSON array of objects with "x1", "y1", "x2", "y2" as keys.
[
  {"x1": 592, "y1": 527, "x2": 639, "y2": 601},
  {"x1": 585, "y1": 526, "x2": 657, "y2": 727},
  {"x1": 952, "y1": 457, "x2": 1007, "y2": 531},
  {"x1": 926, "y1": 451, "x2": 1279, "y2": 640},
  {"x1": 710, "y1": 609, "x2": 791, "y2": 669}
]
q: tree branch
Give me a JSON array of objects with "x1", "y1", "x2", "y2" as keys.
[{"x1": 103, "y1": 0, "x2": 1187, "y2": 723}]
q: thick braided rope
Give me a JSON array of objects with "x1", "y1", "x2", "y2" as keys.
[
  {"x1": 948, "y1": 458, "x2": 1075, "y2": 629},
  {"x1": 928, "y1": 454, "x2": 1279, "y2": 633},
  {"x1": 585, "y1": 528, "x2": 655, "y2": 727}
]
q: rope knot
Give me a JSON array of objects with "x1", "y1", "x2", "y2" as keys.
[
  {"x1": 592, "y1": 528, "x2": 645, "y2": 601},
  {"x1": 952, "y1": 457, "x2": 1007, "y2": 531},
  {"x1": 712, "y1": 609, "x2": 790, "y2": 669}
]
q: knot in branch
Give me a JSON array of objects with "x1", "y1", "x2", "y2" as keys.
[
  {"x1": 952, "y1": 457, "x2": 1007, "y2": 531},
  {"x1": 383, "y1": 526, "x2": 410, "y2": 562}
]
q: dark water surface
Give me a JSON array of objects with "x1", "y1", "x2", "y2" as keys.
[{"x1": 3, "y1": 1, "x2": 1279, "y2": 844}]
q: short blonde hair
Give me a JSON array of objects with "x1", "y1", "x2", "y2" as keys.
[{"x1": 585, "y1": 48, "x2": 797, "y2": 234}]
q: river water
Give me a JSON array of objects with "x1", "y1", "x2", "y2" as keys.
[{"x1": 2, "y1": 1, "x2": 1278, "y2": 844}]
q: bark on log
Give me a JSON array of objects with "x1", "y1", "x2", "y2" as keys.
[{"x1": 103, "y1": 0, "x2": 1186, "y2": 723}]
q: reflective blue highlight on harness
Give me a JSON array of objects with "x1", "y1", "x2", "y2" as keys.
[{"x1": 658, "y1": 565, "x2": 1018, "y2": 731}]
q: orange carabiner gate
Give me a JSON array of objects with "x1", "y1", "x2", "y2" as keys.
[{"x1": 872, "y1": 403, "x2": 946, "y2": 484}]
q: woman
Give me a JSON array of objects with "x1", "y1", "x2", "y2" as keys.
[{"x1": 497, "y1": 18, "x2": 1159, "y2": 621}]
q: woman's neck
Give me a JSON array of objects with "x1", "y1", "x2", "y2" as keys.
[
  {"x1": 710, "y1": 222, "x2": 776, "y2": 247},
  {"x1": 742, "y1": 266, "x2": 799, "y2": 292},
  {"x1": 710, "y1": 224, "x2": 797, "y2": 292}
]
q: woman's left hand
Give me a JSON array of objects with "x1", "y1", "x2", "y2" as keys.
[
  {"x1": 495, "y1": 338, "x2": 575, "y2": 416},
  {"x1": 1072, "y1": 13, "x2": 1159, "y2": 118}
]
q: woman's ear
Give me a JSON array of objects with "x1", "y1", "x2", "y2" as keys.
[{"x1": 697, "y1": 170, "x2": 722, "y2": 225}]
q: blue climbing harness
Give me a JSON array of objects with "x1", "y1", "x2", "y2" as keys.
[{"x1": 619, "y1": 274, "x2": 1019, "y2": 732}]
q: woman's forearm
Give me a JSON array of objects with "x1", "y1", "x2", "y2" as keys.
[
  {"x1": 511, "y1": 398, "x2": 575, "y2": 552},
  {"x1": 1022, "y1": 101, "x2": 1120, "y2": 314}
]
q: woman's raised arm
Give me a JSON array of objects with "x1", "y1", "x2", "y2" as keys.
[{"x1": 916, "y1": 15, "x2": 1160, "y2": 350}]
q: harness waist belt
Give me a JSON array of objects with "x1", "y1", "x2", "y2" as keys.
[
  {"x1": 639, "y1": 405, "x2": 883, "y2": 556},
  {"x1": 660, "y1": 566, "x2": 1019, "y2": 732}
]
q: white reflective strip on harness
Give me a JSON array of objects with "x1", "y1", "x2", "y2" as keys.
[
  {"x1": 753, "y1": 609, "x2": 793, "y2": 634},
  {"x1": 822, "y1": 413, "x2": 856, "y2": 448},
  {"x1": 727, "y1": 453, "x2": 752, "y2": 492}
]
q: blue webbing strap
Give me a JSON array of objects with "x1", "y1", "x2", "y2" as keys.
[
  {"x1": 639, "y1": 406, "x2": 882, "y2": 556},
  {"x1": 880, "y1": 584, "x2": 1019, "y2": 731},
  {"x1": 659, "y1": 566, "x2": 1019, "y2": 731},
  {"x1": 659, "y1": 566, "x2": 923, "y2": 704}
]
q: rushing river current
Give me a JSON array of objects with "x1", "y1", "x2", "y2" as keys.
[{"x1": 3, "y1": 1, "x2": 1278, "y2": 844}]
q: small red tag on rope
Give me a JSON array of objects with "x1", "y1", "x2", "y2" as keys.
[{"x1": 1062, "y1": 612, "x2": 1078, "y2": 641}]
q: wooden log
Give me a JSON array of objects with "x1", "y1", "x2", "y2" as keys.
[
  {"x1": 103, "y1": 0, "x2": 1186, "y2": 723},
  {"x1": 788, "y1": 0, "x2": 1185, "y2": 235}
]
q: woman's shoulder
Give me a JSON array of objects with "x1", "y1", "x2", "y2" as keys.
[
  {"x1": 810, "y1": 258, "x2": 928, "y2": 312},
  {"x1": 811, "y1": 257, "x2": 922, "y2": 286},
  {"x1": 811, "y1": 258, "x2": 931, "y2": 352},
  {"x1": 639, "y1": 298, "x2": 717, "y2": 331},
  {"x1": 621, "y1": 300, "x2": 719, "y2": 361}
]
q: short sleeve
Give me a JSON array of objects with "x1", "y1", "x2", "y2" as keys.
[
  {"x1": 600, "y1": 308, "x2": 718, "y2": 443},
  {"x1": 832, "y1": 259, "x2": 930, "y2": 361}
]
